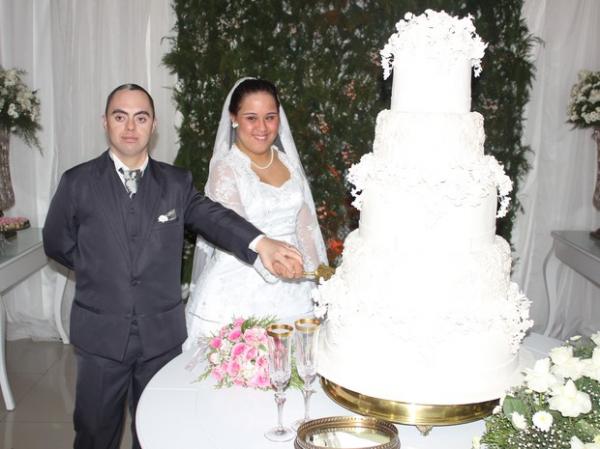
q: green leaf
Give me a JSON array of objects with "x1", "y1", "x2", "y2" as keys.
[{"x1": 502, "y1": 396, "x2": 529, "y2": 418}]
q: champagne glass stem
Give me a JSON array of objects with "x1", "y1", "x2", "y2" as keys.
[
  {"x1": 274, "y1": 390, "x2": 286, "y2": 431},
  {"x1": 302, "y1": 387, "x2": 314, "y2": 420}
]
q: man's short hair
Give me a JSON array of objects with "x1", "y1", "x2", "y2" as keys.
[{"x1": 105, "y1": 83, "x2": 155, "y2": 117}]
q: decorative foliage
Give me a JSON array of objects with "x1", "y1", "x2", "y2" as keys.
[
  {"x1": 197, "y1": 316, "x2": 302, "y2": 390},
  {"x1": 568, "y1": 70, "x2": 600, "y2": 130},
  {"x1": 164, "y1": 0, "x2": 536, "y2": 278},
  {"x1": 0, "y1": 67, "x2": 41, "y2": 149},
  {"x1": 478, "y1": 333, "x2": 600, "y2": 449}
]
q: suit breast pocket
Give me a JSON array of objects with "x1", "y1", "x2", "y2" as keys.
[{"x1": 152, "y1": 217, "x2": 181, "y2": 231}]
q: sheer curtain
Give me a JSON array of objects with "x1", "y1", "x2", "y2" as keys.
[
  {"x1": 0, "y1": 0, "x2": 178, "y2": 340},
  {"x1": 514, "y1": 0, "x2": 600, "y2": 339}
]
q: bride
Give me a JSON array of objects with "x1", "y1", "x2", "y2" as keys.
[{"x1": 183, "y1": 78, "x2": 327, "y2": 348}]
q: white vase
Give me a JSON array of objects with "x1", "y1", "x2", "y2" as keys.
[{"x1": 0, "y1": 128, "x2": 15, "y2": 211}]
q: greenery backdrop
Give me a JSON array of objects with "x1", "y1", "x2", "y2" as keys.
[{"x1": 163, "y1": 0, "x2": 535, "y2": 279}]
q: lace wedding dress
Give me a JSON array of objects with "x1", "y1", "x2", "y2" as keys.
[{"x1": 183, "y1": 145, "x2": 324, "y2": 348}]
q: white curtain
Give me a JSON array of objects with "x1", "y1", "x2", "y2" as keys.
[
  {"x1": 514, "y1": 0, "x2": 600, "y2": 339},
  {"x1": 0, "y1": 0, "x2": 178, "y2": 340}
]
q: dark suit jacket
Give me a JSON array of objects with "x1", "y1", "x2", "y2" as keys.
[{"x1": 43, "y1": 151, "x2": 261, "y2": 361}]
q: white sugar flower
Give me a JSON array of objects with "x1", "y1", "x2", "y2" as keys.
[
  {"x1": 492, "y1": 405, "x2": 502, "y2": 414},
  {"x1": 511, "y1": 411, "x2": 527, "y2": 430},
  {"x1": 592, "y1": 332, "x2": 600, "y2": 346},
  {"x1": 471, "y1": 435, "x2": 481, "y2": 449},
  {"x1": 524, "y1": 357, "x2": 560, "y2": 393},
  {"x1": 532, "y1": 411, "x2": 553, "y2": 431},
  {"x1": 549, "y1": 379, "x2": 592, "y2": 417}
]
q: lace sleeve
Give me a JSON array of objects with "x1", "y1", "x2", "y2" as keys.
[
  {"x1": 296, "y1": 199, "x2": 328, "y2": 272},
  {"x1": 205, "y1": 160, "x2": 248, "y2": 219},
  {"x1": 204, "y1": 158, "x2": 278, "y2": 283}
]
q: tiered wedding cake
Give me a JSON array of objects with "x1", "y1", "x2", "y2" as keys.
[{"x1": 315, "y1": 10, "x2": 533, "y2": 405}]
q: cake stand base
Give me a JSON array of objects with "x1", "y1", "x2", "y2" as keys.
[{"x1": 320, "y1": 377, "x2": 498, "y2": 429}]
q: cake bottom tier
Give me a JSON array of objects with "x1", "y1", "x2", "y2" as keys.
[{"x1": 318, "y1": 326, "x2": 522, "y2": 405}]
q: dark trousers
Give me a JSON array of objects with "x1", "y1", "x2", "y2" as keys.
[{"x1": 73, "y1": 321, "x2": 181, "y2": 449}]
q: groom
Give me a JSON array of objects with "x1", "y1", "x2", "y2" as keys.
[{"x1": 43, "y1": 83, "x2": 303, "y2": 449}]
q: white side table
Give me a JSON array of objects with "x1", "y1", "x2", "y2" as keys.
[
  {"x1": 543, "y1": 230, "x2": 600, "y2": 336},
  {"x1": 0, "y1": 227, "x2": 69, "y2": 410}
]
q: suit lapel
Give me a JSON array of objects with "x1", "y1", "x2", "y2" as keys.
[
  {"x1": 91, "y1": 151, "x2": 133, "y2": 268},
  {"x1": 134, "y1": 158, "x2": 164, "y2": 265}
]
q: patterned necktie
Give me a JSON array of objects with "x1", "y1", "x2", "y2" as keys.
[{"x1": 120, "y1": 168, "x2": 142, "y2": 198}]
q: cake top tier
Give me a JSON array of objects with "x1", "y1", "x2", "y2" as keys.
[{"x1": 380, "y1": 10, "x2": 487, "y2": 80}]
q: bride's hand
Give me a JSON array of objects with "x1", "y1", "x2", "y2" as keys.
[{"x1": 256, "y1": 237, "x2": 304, "y2": 278}]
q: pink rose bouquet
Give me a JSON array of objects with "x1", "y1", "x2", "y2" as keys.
[{"x1": 198, "y1": 316, "x2": 301, "y2": 390}]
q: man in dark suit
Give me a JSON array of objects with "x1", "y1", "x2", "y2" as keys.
[{"x1": 43, "y1": 83, "x2": 304, "y2": 449}]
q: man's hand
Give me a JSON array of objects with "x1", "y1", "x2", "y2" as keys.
[{"x1": 256, "y1": 237, "x2": 304, "y2": 279}]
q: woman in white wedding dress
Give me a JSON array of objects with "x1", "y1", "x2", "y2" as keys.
[{"x1": 183, "y1": 78, "x2": 327, "y2": 349}]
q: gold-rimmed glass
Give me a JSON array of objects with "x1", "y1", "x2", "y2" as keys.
[
  {"x1": 292, "y1": 318, "x2": 321, "y2": 430},
  {"x1": 265, "y1": 323, "x2": 295, "y2": 442}
]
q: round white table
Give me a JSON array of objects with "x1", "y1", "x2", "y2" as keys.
[{"x1": 136, "y1": 333, "x2": 561, "y2": 449}]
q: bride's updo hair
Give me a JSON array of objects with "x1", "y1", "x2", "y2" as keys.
[{"x1": 229, "y1": 79, "x2": 280, "y2": 115}]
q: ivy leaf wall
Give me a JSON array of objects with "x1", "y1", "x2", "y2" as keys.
[{"x1": 164, "y1": 0, "x2": 535, "y2": 279}]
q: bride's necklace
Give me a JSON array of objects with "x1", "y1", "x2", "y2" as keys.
[{"x1": 250, "y1": 146, "x2": 275, "y2": 170}]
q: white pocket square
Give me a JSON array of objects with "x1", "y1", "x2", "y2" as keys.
[{"x1": 157, "y1": 209, "x2": 177, "y2": 223}]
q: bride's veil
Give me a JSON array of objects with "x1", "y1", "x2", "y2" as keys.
[{"x1": 189, "y1": 78, "x2": 327, "y2": 290}]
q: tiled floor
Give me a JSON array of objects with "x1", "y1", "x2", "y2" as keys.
[{"x1": 0, "y1": 339, "x2": 132, "y2": 449}]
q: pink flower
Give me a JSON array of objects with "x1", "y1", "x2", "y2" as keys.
[
  {"x1": 228, "y1": 328, "x2": 242, "y2": 342},
  {"x1": 249, "y1": 367, "x2": 270, "y2": 389},
  {"x1": 233, "y1": 317, "x2": 246, "y2": 327},
  {"x1": 231, "y1": 342, "x2": 248, "y2": 358},
  {"x1": 233, "y1": 377, "x2": 246, "y2": 387},
  {"x1": 209, "y1": 337, "x2": 222, "y2": 350},
  {"x1": 226, "y1": 360, "x2": 241, "y2": 378},
  {"x1": 244, "y1": 327, "x2": 267, "y2": 346},
  {"x1": 256, "y1": 355, "x2": 269, "y2": 368},
  {"x1": 245, "y1": 347, "x2": 258, "y2": 361},
  {"x1": 211, "y1": 365, "x2": 225, "y2": 383}
]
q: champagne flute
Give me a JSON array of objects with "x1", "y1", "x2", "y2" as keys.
[
  {"x1": 292, "y1": 318, "x2": 320, "y2": 430},
  {"x1": 264, "y1": 323, "x2": 295, "y2": 442}
]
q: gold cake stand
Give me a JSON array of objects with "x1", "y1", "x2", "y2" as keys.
[{"x1": 321, "y1": 377, "x2": 498, "y2": 434}]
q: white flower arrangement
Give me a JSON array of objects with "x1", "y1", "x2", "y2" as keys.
[
  {"x1": 567, "y1": 70, "x2": 600, "y2": 130},
  {"x1": 0, "y1": 67, "x2": 41, "y2": 148},
  {"x1": 380, "y1": 9, "x2": 487, "y2": 80},
  {"x1": 480, "y1": 332, "x2": 600, "y2": 449}
]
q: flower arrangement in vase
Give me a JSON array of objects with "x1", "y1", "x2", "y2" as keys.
[
  {"x1": 477, "y1": 332, "x2": 600, "y2": 449},
  {"x1": 0, "y1": 67, "x2": 41, "y2": 212},
  {"x1": 567, "y1": 70, "x2": 600, "y2": 238}
]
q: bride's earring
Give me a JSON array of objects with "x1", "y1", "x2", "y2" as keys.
[{"x1": 232, "y1": 122, "x2": 238, "y2": 129}]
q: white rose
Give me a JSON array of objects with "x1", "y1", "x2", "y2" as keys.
[
  {"x1": 532, "y1": 411, "x2": 553, "y2": 431},
  {"x1": 570, "y1": 436, "x2": 600, "y2": 449},
  {"x1": 572, "y1": 436, "x2": 585, "y2": 449},
  {"x1": 550, "y1": 346, "x2": 573, "y2": 365},
  {"x1": 7, "y1": 103, "x2": 19, "y2": 119},
  {"x1": 583, "y1": 347, "x2": 600, "y2": 381},
  {"x1": 524, "y1": 358, "x2": 560, "y2": 393},
  {"x1": 511, "y1": 411, "x2": 527, "y2": 430},
  {"x1": 208, "y1": 352, "x2": 221, "y2": 365},
  {"x1": 549, "y1": 379, "x2": 592, "y2": 417},
  {"x1": 551, "y1": 346, "x2": 585, "y2": 380},
  {"x1": 241, "y1": 363, "x2": 257, "y2": 380}
]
